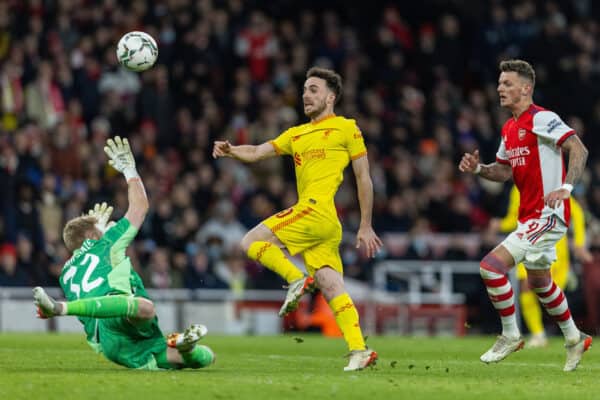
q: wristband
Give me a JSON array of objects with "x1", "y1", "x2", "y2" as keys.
[
  {"x1": 560, "y1": 183, "x2": 573, "y2": 194},
  {"x1": 474, "y1": 164, "x2": 482, "y2": 174},
  {"x1": 123, "y1": 167, "x2": 139, "y2": 181}
]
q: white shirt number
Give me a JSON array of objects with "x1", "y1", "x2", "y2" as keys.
[{"x1": 62, "y1": 254, "x2": 105, "y2": 299}]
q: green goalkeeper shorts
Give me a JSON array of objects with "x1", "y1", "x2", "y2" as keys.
[{"x1": 97, "y1": 315, "x2": 168, "y2": 370}]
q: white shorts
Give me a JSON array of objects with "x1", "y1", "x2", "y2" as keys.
[{"x1": 500, "y1": 215, "x2": 567, "y2": 270}]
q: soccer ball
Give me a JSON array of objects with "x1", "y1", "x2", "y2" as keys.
[{"x1": 116, "y1": 31, "x2": 158, "y2": 72}]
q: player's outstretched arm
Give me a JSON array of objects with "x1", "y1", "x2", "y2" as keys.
[
  {"x1": 351, "y1": 155, "x2": 383, "y2": 258},
  {"x1": 104, "y1": 136, "x2": 148, "y2": 229},
  {"x1": 458, "y1": 149, "x2": 512, "y2": 182},
  {"x1": 544, "y1": 135, "x2": 588, "y2": 208},
  {"x1": 212, "y1": 140, "x2": 277, "y2": 162}
]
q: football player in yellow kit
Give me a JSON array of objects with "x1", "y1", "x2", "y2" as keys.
[{"x1": 213, "y1": 67, "x2": 382, "y2": 371}]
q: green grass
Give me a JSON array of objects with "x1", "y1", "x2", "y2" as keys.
[{"x1": 0, "y1": 334, "x2": 597, "y2": 400}]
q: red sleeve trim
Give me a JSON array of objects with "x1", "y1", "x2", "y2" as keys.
[
  {"x1": 556, "y1": 130, "x2": 575, "y2": 146},
  {"x1": 496, "y1": 157, "x2": 510, "y2": 165},
  {"x1": 351, "y1": 151, "x2": 367, "y2": 160}
]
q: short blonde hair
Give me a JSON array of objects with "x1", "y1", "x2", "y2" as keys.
[
  {"x1": 499, "y1": 59, "x2": 536, "y2": 87},
  {"x1": 63, "y1": 216, "x2": 97, "y2": 252}
]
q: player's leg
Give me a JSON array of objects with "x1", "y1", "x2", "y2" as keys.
[
  {"x1": 526, "y1": 267, "x2": 592, "y2": 371},
  {"x1": 304, "y1": 238, "x2": 376, "y2": 371},
  {"x1": 517, "y1": 263, "x2": 547, "y2": 347},
  {"x1": 98, "y1": 314, "x2": 170, "y2": 369},
  {"x1": 243, "y1": 207, "x2": 318, "y2": 316},
  {"x1": 479, "y1": 244, "x2": 525, "y2": 363},
  {"x1": 160, "y1": 324, "x2": 215, "y2": 369},
  {"x1": 525, "y1": 219, "x2": 591, "y2": 371},
  {"x1": 521, "y1": 240, "x2": 569, "y2": 349},
  {"x1": 34, "y1": 287, "x2": 155, "y2": 320},
  {"x1": 314, "y1": 266, "x2": 377, "y2": 371},
  {"x1": 157, "y1": 346, "x2": 215, "y2": 369},
  {"x1": 99, "y1": 318, "x2": 214, "y2": 370},
  {"x1": 242, "y1": 222, "x2": 305, "y2": 284}
]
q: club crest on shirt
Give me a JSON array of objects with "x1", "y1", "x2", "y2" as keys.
[{"x1": 518, "y1": 128, "x2": 526, "y2": 140}]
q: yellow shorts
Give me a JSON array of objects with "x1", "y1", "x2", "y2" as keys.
[
  {"x1": 516, "y1": 235, "x2": 570, "y2": 289},
  {"x1": 262, "y1": 200, "x2": 343, "y2": 276}
]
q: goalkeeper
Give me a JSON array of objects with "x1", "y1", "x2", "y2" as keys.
[
  {"x1": 492, "y1": 185, "x2": 592, "y2": 347},
  {"x1": 33, "y1": 136, "x2": 215, "y2": 370}
]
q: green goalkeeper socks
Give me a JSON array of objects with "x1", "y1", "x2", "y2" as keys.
[
  {"x1": 154, "y1": 345, "x2": 214, "y2": 370},
  {"x1": 64, "y1": 295, "x2": 139, "y2": 318},
  {"x1": 181, "y1": 345, "x2": 215, "y2": 368}
]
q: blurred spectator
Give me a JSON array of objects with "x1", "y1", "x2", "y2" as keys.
[
  {"x1": 25, "y1": 61, "x2": 64, "y2": 129},
  {"x1": 215, "y1": 247, "x2": 249, "y2": 296},
  {"x1": 184, "y1": 247, "x2": 227, "y2": 289},
  {"x1": 147, "y1": 246, "x2": 182, "y2": 289},
  {"x1": 235, "y1": 11, "x2": 277, "y2": 82},
  {"x1": 403, "y1": 218, "x2": 433, "y2": 260},
  {"x1": 197, "y1": 199, "x2": 246, "y2": 251},
  {"x1": 0, "y1": 243, "x2": 29, "y2": 286}
]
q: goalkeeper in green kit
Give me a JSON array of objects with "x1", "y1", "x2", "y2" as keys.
[{"x1": 33, "y1": 136, "x2": 215, "y2": 371}]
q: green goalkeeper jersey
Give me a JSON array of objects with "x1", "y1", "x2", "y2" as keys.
[{"x1": 59, "y1": 217, "x2": 145, "y2": 342}]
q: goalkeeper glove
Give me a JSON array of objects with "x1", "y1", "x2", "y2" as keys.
[
  {"x1": 87, "y1": 202, "x2": 115, "y2": 233},
  {"x1": 104, "y1": 136, "x2": 138, "y2": 180}
]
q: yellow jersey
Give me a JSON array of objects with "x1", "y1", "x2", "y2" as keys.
[
  {"x1": 499, "y1": 185, "x2": 586, "y2": 247},
  {"x1": 270, "y1": 114, "x2": 367, "y2": 206}
]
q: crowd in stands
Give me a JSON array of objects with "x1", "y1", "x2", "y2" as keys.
[{"x1": 1, "y1": 0, "x2": 600, "y2": 298}]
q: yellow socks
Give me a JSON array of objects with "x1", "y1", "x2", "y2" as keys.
[
  {"x1": 329, "y1": 293, "x2": 366, "y2": 351},
  {"x1": 520, "y1": 290, "x2": 544, "y2": 335},
  {"x1": 247, "y1": 241, "x2": 304, "y2": 283}
]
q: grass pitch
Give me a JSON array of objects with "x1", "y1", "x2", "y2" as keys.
[{"x1": 0, "y1": 333, "x2": 597, "y2": 400}]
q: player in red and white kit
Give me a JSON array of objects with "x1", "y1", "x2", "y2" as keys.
[{"x1": 459, "y1": 59, "x2": 591, "y2": 371}]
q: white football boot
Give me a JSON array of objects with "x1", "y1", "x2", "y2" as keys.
[
  {"x1": 344, "y1": 349, "x2": 378, "y2": 372},
  {"x1": 563, "y1": 332, "x2": 592, "y2": 372},
  {"x1": 167, "y1": 324, "x2": 208, "y2": 352},
  {"x1": 480, "y1": 335, "x2": 524, "y2": 363}
]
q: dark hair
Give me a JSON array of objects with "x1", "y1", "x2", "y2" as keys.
[
  {"x1": 306, "y1": 67, "x2": 343, "y2": 104},
  {"x1": 499, "y1": 59, "x2": 536, "y2": 87}
]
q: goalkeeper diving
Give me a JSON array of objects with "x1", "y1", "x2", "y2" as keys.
[{"x1": 33, "y1": 136, "x2": 214, "y2": 370}]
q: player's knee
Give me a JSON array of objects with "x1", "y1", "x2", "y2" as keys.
[
  {"x1": 136, "y1": 298, "x2": 156, "y2": 320},
  {"x1": 526, "y1": 270, "x2": 552, "y2": 289},
  {"x1": 480, "y1": 253, "x2": 510, "y2": 276},
  {"x1": 314, "y1": 267, "x2": 344, "y2": 301},
  {"x1": 240, "y1": 233, "x2": 253, "y2": 253}
]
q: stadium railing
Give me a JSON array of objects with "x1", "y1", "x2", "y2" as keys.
[
  {"x1": 1, "y1": 260, "x2": 480, "y2": 336},
  {"x1": 367, "y1": 260, "x2": 480, "y2": 336}
]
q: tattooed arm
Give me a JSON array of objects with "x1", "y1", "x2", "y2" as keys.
[
  {"x1": 544, "y1": 134, "x2": 588, "y2": 208},
  {"x1": 561, "y1": 134, "x2": 588, "y2": 185},
  {"x1": 477, "y1": 162, "x2": 513, "y2": 182}
]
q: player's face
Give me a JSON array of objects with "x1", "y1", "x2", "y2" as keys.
[
  {"x1": 303, "y1": 77, "x2": 333, "y2": 119},
  {"x1": 497, "y1": 71, "x2": 531, "y2": 108}
]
